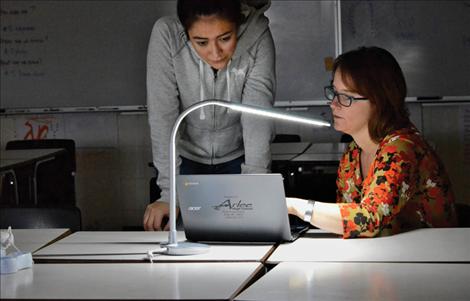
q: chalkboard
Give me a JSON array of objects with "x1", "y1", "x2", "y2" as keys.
[
  {"x1": 1, "y1": 0, "x2": 176, "y2": 109},
  {"x1": 342, "y1": 0, "x2": 470, "y2": 98},
  {"x1": 266, "y1": 1, "x2": 336, "y2": 102},
  {"x1": 0, "y1": 0, "x2": 336, "y2": 109}
]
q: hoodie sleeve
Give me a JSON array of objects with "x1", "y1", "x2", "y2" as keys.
[
  {"x1": 240, "y1": 28, "x2": 276, "y2": 174},
  {"x1": 146, "y1": 18, "x2": 181, "y2": 203}
]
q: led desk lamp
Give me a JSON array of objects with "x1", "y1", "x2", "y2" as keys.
[{"x1": 161, "y1": 99, "x2": 330, "y2": 255}]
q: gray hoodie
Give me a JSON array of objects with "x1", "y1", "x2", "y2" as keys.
[{"x1": 147, "y1": 0, "x2": 275, "y2": 202}]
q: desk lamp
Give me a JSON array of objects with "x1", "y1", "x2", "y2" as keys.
[{"x1": 161, "y1": 99, "x2": 330, "y2": 255}]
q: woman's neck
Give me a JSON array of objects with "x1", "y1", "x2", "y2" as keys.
[{"x1": 352, "y1": 128, "x2": 378, "y2": 155}]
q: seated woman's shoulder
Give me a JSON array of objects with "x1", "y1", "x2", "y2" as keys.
[
  {"x1": 381, "y1": 127, "x2": 428, "y2": 155},
  {"x1": 385, "y1": 127, "x2": 416, "y2": 144}
]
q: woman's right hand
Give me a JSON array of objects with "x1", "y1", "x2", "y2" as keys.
[
  {"x1": 286, "y1": 197, "x2": 310, "y2": 219},
  {"x1": 143, "y1": 201, "x2": 179, "y2": 231}
]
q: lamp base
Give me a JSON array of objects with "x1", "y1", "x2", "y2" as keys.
[{"x1": 161, "y1": 241, "x2": 210, "y2": 256}]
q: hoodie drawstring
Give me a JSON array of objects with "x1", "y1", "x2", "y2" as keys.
[
  {"x1": 199, "y1": 59, "x2": 206, "y2": 120},
  {"x1": 226, "y1": 60, "x2": 231, "y2": 102}
]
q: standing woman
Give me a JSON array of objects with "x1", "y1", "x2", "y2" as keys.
[
  {"x1": 144, "y1": 0, "x2": 275, "y2": 231},
  {"x1": 288, "y1": 46, "x2": 457, "y2": 238}
]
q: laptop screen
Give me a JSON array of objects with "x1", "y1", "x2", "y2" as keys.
[{"x1": 177, "y1": 174, "x2": 298, "y2": 243}]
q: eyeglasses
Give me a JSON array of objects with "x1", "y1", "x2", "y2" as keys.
[{"x1": 324, "y1": 85, "x2": 368, "y2": 107}]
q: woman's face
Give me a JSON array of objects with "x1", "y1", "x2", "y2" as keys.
[
  {"x1": 329, "y1": 69, "x2": 372, "y2": 137},
  {"x1": 187, "y1": 15, "x2": 237, "y2": 70}
]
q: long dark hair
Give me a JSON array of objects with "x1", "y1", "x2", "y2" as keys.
[
  {"x1": 177, "y1": 0, "x2": 243, "y2": 32},
  {"x1": 333, "y1": 46, "x2": 410, "y2": 142}
]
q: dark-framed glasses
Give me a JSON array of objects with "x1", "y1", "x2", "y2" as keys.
[{"x1": 324, "y1": 85, "x2": 368, "y2": 107}]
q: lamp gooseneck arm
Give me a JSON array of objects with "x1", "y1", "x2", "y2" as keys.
[{"x1": 167, "y1": 100, "x2": 233, "y2": 246}]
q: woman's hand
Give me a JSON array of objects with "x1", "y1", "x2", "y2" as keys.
[
  {"x1": 287, "y1": 197, "x2": 344, "y2": 235},
  {"x1": 286, "y1": 197, "x2": 311, "y2": 220}
]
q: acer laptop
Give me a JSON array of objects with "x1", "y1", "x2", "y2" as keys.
[{"x1": 176, "y1": 174, "x2": 309, "y2": 243}]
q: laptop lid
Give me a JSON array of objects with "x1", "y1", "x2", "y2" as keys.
[{"x1": 177, "y1": 174, "x2": 307, "y2": 243}]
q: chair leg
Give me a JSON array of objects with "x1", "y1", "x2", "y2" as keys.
[
  {"x1": 0, "y1": 170, "x2": 19, "y2": 206},
  {"x1": 33, "y1": 157, "x2": 55, "y2": 206}
]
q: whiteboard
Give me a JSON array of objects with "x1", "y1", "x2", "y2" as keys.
[
  {"x1": 341, "y1": 0, "x2": 470, "y2": 98},
  {"x1": 0, "y1": 0, "x2": 337, "y2": 109},
  {"x1": 266, "y1": 1, "x2": 336, "y2": 102},
  {"x1": 1, "y1": 0, "x2": 175, "y2": 109}
]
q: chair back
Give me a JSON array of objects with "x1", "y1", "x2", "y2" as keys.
[
  {"x1": 456, "y1": 203, "x2": 470, "y2": 227},
  {"x1": 272, "y1": 134, "x2": 301, "y2": 143}
]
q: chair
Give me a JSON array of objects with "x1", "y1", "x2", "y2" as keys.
[
  {"x1": 456, "y1": 203, "x2": 470, "y2": 227},
  {"x1": 0, "y1": 207, "x2": 82, "y2": 232},
  {"x1": 148, "y1": 162, "x2": 161, "y2": 203},
  {"x1": 272, "y1": 134, "x2": 301, "y2": 143},
  {"x1": 0, "y1": 171, "x2": 19, "y2": 206},
  {"x1": 5, "y1": 139, "x2": 77, "y2": 206}
]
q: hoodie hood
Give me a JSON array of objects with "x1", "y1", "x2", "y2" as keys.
[{"x1": 234, "y1": 0, "x2": 271, "y2": 59}]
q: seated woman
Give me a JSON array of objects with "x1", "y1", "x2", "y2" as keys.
[{"x1": 287, "y1": 46, "x2": 457, "y2": 238}]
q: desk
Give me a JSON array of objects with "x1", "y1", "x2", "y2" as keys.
[
  {"x1": 236, "y1": 262, "x2": 470, "y2": 301},
  {"x1": 267, "y1": 228, "x2": 470, "y2": 263},
  {"x1": 33, "y1": 231, "x2": 275, "y2": 262},
  {"x1": 0, "y1": 148, "x2": 65, "y2": 205},
  {"x1": 0, "y1": 149, "x2": 65, "y2": 169},
  {"x1": 271, "y1": 142, "x2": 311, "y2": 161},
  {"x1": 9, "y1": 228, "x2": 70, "y2": 253},
  {"x1": 3, "y1": 228, "x2": 470, "y2": 300},
  {"x1": 291, "y1": 142, "x2": 346, "y2": 163},
  {"x1": 1, "y1": 262, "x2": 263, "y2": 300}
]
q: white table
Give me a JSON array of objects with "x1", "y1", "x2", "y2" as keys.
[
  {"x1": 4, "y1": 228, "x2": 70, "y2": 253},
  {"x1": 268, "y1": 228, "x2": 470, "y2": 263},
  {"x1": 33, "y1": 231, "x2": 275, "y2": 262},
  {"x1": 1, "y1": 262, "x2": 263, "y2": 300},
  {"x1": 0, "y1": 149, "x2": 64, "y2": 163},
  {"x1": 236, "y1": 261, "x2": 470, "y2": 301}
]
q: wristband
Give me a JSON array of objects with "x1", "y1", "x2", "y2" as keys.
[{"x1": 303, "y1": 200, "x2": 315, "y2": 222}]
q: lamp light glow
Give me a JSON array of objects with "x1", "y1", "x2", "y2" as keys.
[{"x1": 161, "y1": 99, "x2": 330, "y2": 255}]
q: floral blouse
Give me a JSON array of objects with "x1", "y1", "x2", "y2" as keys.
[{"x1": 336, "y1": 127, "x2": 457, "y2": 238}]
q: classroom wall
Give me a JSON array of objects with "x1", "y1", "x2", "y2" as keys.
[
  {"x1": 2, "y1": 109, "x2": 337, "y2": 230},
  {"x1": 0, "y1": 112, "x2": 145, "y2": 229},
  {"x1": 1, "y1": 0, "x2": 469, "y2": 230},
  {"x1": 422, "y1": 104, "x2": 470, "y2": 204},
  {"x1": 3, "y1": 102, "x2": 466, "y2": 231}
]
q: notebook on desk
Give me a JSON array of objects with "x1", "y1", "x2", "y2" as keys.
[{"x1": 176, "y1": 174, "x2": 309, "y2": 243}]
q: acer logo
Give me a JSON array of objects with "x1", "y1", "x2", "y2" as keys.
[
  {"x1": 213, "y1": 199, "x2": 253, "y2": 211},
  {"x1": 187, "y1": 206, "x2": 201, "y2": 211}
]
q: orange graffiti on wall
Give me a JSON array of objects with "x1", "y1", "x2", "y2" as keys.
[{"x1": 23, "y1": 117, "x2": 54, "y2": 140}]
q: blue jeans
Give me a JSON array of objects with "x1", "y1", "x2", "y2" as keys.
[{"x1": 180, "y1": 156, "x2": 244, "y2": 175}]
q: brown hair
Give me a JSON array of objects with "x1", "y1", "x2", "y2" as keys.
[
  {"x1": 177, "y1": 0, "x2": 243, "y2": 32},
  {"x1": 333, "y1": 46, "x2": 410, "y2": 142}
]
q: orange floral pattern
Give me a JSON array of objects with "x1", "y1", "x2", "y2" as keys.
[{"x1": 336, "y1": 127, "x2": 457, "y2": 238}]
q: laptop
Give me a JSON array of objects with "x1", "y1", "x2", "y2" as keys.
[{"x1": 176, "y1": 174, "x2": 309, "y2": 243}]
